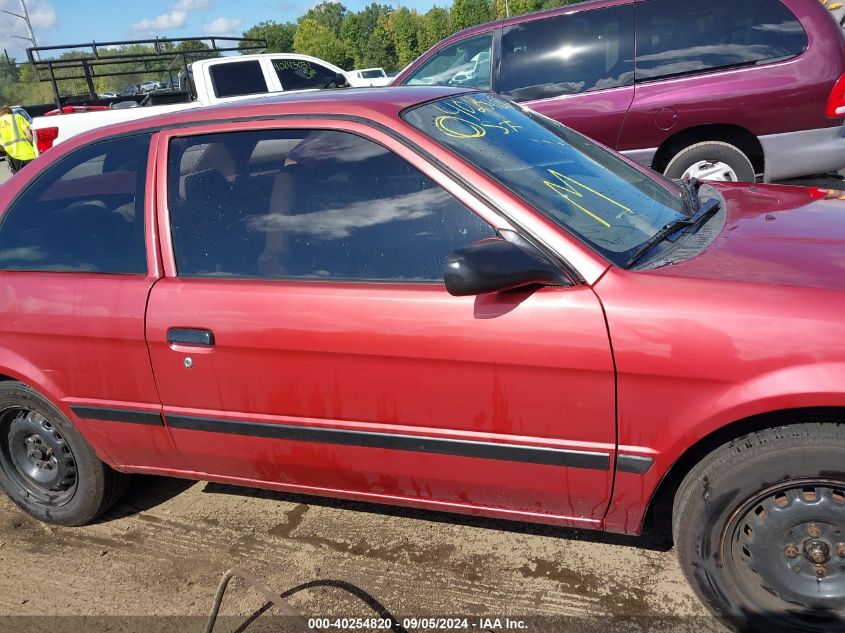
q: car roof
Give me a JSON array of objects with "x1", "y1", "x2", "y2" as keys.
[{"x1": 88, "y1": 86, "x2": 472, "y2": 139}]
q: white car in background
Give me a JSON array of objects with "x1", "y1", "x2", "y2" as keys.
[{"x1": 347, "y1": 68, "x2": 392, "y2": 87}]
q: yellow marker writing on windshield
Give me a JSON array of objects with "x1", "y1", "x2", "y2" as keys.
[{"x1": 543, "y1": 169, "x2": 623, "y2": 228}]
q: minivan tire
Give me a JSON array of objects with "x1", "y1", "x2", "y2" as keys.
[
  {"x1": 664, "y1": 141, "x2": 756, "y2": 182},
  {"x1": 0, "y1": 381, "x2": 129, "y2": 526},
  {"x1": 673, "y1": 423, "x2": 845, "y2": 632}
]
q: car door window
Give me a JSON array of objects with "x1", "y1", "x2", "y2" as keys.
[
  {"x1": 500, "y1": 5, "x2": 635, "y2": 102},
  {"x1": 209, "y1": 60, "x2": 269, "y2": 98},
  {"x1": 273, "y1": 59, "x2": 339, "y2": 90},
  {"x1": 0, "y1": 133, "x2": 150, "y2": 273},
  {"x1": 636, "y1": 0, "x2": 808, "y2": 81},
  {"x1": 402, "y1": 33, "x2": 493, "y2": 90},
  {"x1": 167, "y1": 129, "x2": 495, "y2": 280}
]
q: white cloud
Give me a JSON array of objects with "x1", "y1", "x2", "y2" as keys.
[
  {"x1": 132, "y1": 0, "x2": 214, "y2": 36},
  {"x1": 202, "y1": 16, "x2": 241, "y2": 36},
  {"x1": 132, "y1": 10, "x2": 188, "y2": 34},
  {"x1": 0, "y1": 0, "x2": 56, "y2": 58},
  {"x1": 175, "y1": 0, "x2": 212, "y2": 10}
]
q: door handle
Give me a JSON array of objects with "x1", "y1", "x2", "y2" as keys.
[{"x1": 167, "y1": 327, "x2": 215, "y2": 347}]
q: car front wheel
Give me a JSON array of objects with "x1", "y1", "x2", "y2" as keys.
[
  {"x1": 0, "y1": 381, "x2": 129, "y2": 525},
  {"x1": 674, "y1": 423, "x2": 845, "y2": 632}
]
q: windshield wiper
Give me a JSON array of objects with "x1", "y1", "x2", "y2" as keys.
[{"x1": 625, "y1": 196, "x2": 721, "y2": 269}]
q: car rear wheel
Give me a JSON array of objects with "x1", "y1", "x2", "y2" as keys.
[
  {"x1": 664, "y1": 141, "x2": 756, "y2": 183},
  {"x1": 0, "y1": 381, "x2": 129, "y2": 526},
  {"x1": 673, "y1": 423, "x2": 845, "y2": 632}
]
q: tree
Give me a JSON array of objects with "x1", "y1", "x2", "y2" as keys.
[
  {"x1": 302, "y1": 2, "x2": 347, "y2": 37},
  {"x1": 362, "y1": 12, "x2": 397, "y2": 70},
  {"x1": 451, "y1": 0, "x2": 492, "y2": 31},
  {"x1": 294, "y1": 18, "x2": 349, "y2": 68},
  {"x1": 341, "y1": 3, "x2": 391, "y2": 68},
  {"x1": 241, "y1": 21, "x2": 297, "y2": 54},
  {"x1": 388, "y1": 8, "x2": 423, "y2": 69},
  {"x1": 419, "y1": 7, "x2": 451, "y2": 52}
]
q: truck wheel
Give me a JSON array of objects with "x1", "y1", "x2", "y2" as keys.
[
  {"x1": 664, "y1": 141, "x2": 756, "y2": 182},
  {"x1": 673, "y1": 423, "x2": 845, "y2": 632},
  {"x1": 0, "y1": 381, "x2": 129, "y2": 526}
]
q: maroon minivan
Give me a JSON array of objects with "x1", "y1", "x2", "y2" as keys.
[{"x1": 395, "y1": 0, "x2": 845, "y2": 183}]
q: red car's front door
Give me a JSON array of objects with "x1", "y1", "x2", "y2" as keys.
[{"x1": 145, "y1": 121, "x2": 616, "y2": 526}]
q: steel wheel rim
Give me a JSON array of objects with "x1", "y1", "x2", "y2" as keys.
[
  {"x1": 722, "y1": 479, "x2": 845, "y2": 628},
  {"x1": 0, "y1": 407, "x2": 78, "y2": 506},
  {"x1": 682, "y1": 160, "x2": 738, "y2": 182}
]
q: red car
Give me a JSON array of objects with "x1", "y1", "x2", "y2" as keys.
[{"x1": 0, "y1": 87, "x2": 843, "y2": 631}]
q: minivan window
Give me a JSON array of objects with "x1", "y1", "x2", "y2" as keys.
[
  {"x1": 209, "y1": 60, "x2": 269, "y2": 98},
  {"x1": 500, "y1": 5, "x2": 635, "y2": 102},
  {"x1": 403, "y1": 94, "x2": 686, "y2": 266},
  {"x1": 636, "y1": 0, "x2": 808, "y2": 81},
  {"x1": 0, "y1": 134, "x2": 150, "y2": 273},
  {"x1": 402, "y1": 34, "x2": 493, "y2": 90}
]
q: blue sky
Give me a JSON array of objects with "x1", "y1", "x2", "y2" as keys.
[{"x1": 0, "y1": 0, "x2": 437, "y2": 61}]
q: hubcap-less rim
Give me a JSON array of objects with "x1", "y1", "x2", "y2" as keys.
[
  {"x1": 682, "y1": 160, "x2": 738, "y2": 182},
  {"x1": 0, "y1": 408, "x2": 77, "y2": 505},
  {"x1": 723, "y1": 480, "x2": 845, "y2": 626}
]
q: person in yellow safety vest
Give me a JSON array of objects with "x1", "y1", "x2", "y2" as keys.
[{"x1": 0, "y1": 105, "x2": 36, "y2": 175}]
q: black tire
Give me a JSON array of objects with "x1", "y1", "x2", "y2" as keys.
[
  {"x1": 0, "y1": 381, "x2": 129, "y2": 526},
  {"x1": 663, "y1": 141, "x2": 756, "y2": 182},
  {"x1": 673, "y1": 423, "x2": 845, "y2": 632}
]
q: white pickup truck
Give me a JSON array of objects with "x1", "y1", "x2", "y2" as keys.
[{"x1": 32, "y1": 53, "x2": 356, "y2": 153}]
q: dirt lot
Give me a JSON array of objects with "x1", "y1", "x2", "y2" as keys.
[{"x1": 0, "y1": 475, "x2": 728, "y2": 633}]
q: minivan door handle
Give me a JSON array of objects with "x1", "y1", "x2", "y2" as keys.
[{"x1": 167, "y1": 327, "x2": 215, "y2": 347}]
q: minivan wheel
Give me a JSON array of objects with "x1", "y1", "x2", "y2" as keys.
[
  {"x1": 673, "y1": 423, "x2": 845, "y2": 632},
  {"x1": 663, "y1": 141, "x2": 756, "y2": 182},
  {"x1": 0, "y1": 381, "x2": 129, "y2": 526}
]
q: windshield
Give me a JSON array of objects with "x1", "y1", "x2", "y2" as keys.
[
  {"x1": 360, "y1": 69, "x2": 385, "y2": 78},
  {"x1": 402, "y1": 93, "x2": 687, "y2": 265}
]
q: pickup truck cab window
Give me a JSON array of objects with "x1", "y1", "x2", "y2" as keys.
[
  {"x1": 209, "y1": 60, "x2": 269, "y2": 99},
  {"x1": 403, "y1": 33, "x2": 493, "y2": 90},
  {"x1": 0, "y1": 133, "x2": 150, "y2": 273},
  {"x1": 166, "y1": 128, "x2": 495, "y2": 280},
  {"x1": 272, "y1": 59, "x2": 338, "y2": 91}
]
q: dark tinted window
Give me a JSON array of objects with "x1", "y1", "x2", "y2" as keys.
[
  {"x1": 402, "y1": 34, "x2": 493, "y2": 90},
  {"x1": 636, "y1": 0, "x2": 808, "y2": 81},
  {"x1": 209, "y1": 60, "x2": 268, "y2": 98},
  {"x1": 273, "y1": 59, "x2": 338, "y2": 90},
  {"x1": 0, "y1": 134, "x2": 150, "y2": 273},
  {"x1": 500, "y1": 5, "x2": 635, "y2": 101},
  {"x1": 167, "y1": 130, "x2": 494, "y2": 281}
]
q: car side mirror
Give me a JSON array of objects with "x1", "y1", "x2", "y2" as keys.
[
  {"x1": 444, "y1": 237, "x2": 569, "y2": 297},
  {"x1": 334, "y1": 73, "x2": 349, "y2": 88}
]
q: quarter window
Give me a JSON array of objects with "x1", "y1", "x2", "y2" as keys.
[
  {"x1": 635, "y1": 0, "x2": 808, "y2": 81},
  {"x1": 167, "y1": 129, "x2": 495, "y2": 281},
  {"x1": 209, "y1": 60, "x2": 269, "y2": 98},
  {"x1": 402, "y1": 34, "x2": 493, "y2": 90},
  {"x1": 0, "y1": 134, "x2": 150, "y2": 273},
  {"x1": 500, "y1": 5, "x2": 635, "y2": 102}
]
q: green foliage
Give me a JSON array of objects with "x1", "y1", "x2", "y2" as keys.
[
  {"x1": 293, "y1": 18, "x2": 350, "y2": 68},
  {"x1": 302, "y1": 2, "x2": 347, "y2": 36},
  {"x1": 450, "y1": 0, "x2": 493, "y2": 31},
  {"x1": 241, "y1": 21, "x2": 296, "y2": 53}
]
